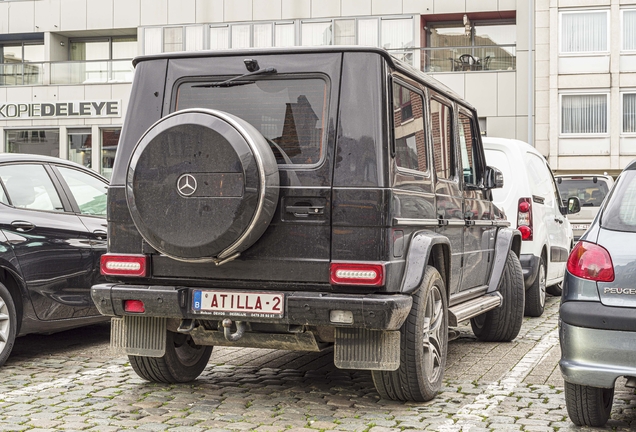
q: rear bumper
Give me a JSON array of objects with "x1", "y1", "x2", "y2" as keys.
[
  {"x1": 559, "y1": 321, "x2": 636, "y2": 388},
  {"x1": 519, "y1": 253, "x2": 539, "y2": 289},
  {"x1": 91, "y1": 283, "x2": 412, "y2": 331}
]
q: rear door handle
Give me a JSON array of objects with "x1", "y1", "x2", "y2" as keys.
[
  {"x1": 285, "y1": 205, "x2": 324, "y2": 217},
  {"x1": 555, "y1": 218, "x2": 563, "y2": 224},
  {"x1": 11, "y1": 220, "x2": 35, "y2": 232}
]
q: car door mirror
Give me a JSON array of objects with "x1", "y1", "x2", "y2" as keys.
[
  {"x1": 484, "y1": 166, "x2": 504, "y2": 189},
  {"x1": 567, "y1": 196, "x2": 581, "y2": 215}
]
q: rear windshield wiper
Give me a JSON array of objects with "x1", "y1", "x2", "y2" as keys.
[{"x1": 192, "y1": 67, "x2": 277, "y2": 88}]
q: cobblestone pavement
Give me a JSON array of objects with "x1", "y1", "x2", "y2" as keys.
[{"x1": 0, "y1": 295, "x2": 633, "y2": 431}]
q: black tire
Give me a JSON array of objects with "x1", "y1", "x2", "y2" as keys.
[
  {"x1": 371, "y1": 266, "x2": 448, "y2": 402},
  {"x1": 546, "y1": 283, "x2": 562, "y2": 296},
  {"x1": 565, "y1": 381, "x2": 614, "y2": 427},
  {"x1": 0, "y1": 283, "x2": 16, "y2": 367},
  {"x1": 525, "y1": 256, "x2": 546, "y2": 317},
  {"x1": 471, "y1": 249, "x2": 524, "y2": 342},
  {"x1": 129, "y1": 331, "x2": 212, "y2": 383}
]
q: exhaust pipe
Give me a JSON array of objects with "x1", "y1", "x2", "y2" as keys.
[{"x1": 222, "y1": 319, "x2": 246, "y2": 341}]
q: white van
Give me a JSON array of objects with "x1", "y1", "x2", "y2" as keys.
[{"x1": 483, "y1": 137, "x2": 578, "y2": 317}]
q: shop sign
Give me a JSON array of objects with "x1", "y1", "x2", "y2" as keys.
[{"x1": 0, "y1": 100, "x2": 121, "y2": 119}]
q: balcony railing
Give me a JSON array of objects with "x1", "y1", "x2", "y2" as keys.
[
  {"x1": 0, "y1": 59, "x2": 134, "y2": 86},
  {"x1": 387, "y1": 45, "x2": 516, "y2": 73}
]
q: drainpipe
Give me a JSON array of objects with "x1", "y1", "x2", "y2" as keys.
[{"x1": 528, "y1": 0, "x2": 534, "y2": 146}]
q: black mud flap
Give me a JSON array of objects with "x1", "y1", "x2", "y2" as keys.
[{"x1": 334, "y1": 328, "x2": 400, "y2": 371}]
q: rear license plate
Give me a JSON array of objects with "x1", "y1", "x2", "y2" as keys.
[
  {"x1": 572, "y1": 224, "x2": 590, "y2": 231},
  {"x1": 192, "y1": 290, "x2": 284, "y2": 318}
]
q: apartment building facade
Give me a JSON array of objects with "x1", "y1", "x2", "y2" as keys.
[{"x1": 0, "y1": 0, "x2": 530, "y2": 177}]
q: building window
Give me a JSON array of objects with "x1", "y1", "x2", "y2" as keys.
[
  {"x1": 144, "y1": 26, "x2": 204, "y2": 54},
  {"x1": 0, "y1": 41, "x2": 45, "y2": 85},
  {"x1": 560, "y1": 11, "x2": 608, "y2": 54},
  {"x1": 623, "y1": 10, "x2": 636, "y2": 51},
  {"x1": 623, "y1": 93, "x2": 636, "y2": 133},
  {"x1": 426, "y1": 21, "x2": 516, "y2": 72},
  {"x1": 5, "y1": 129, "x2": 60, "y2": 157},
  {"x1": 101, "y1": 128, "x2": 121, "y2": 180},
  {"x1": 561, "y1": 93, "x2": 608, "y2": 135},
  {"x1": 68, "y1": 129, "x2": 92, "y2": 168}
]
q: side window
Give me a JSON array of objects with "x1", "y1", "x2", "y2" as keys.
[
  {"x1": 0, "y1": 164, "x2": 64, "y2": 212},
  {"x1": 458, "y1": 112, "x2": 477, "y2": 185},
  {"x1": 56, "y1": 167, "x2": 108, "y2": 217},
  {"x1": 392, "y1": 82, "x2": 427, "y2": 172},
  {"x1": 525, "y1": 153, "x2": 554, "y2": 207},
  {"x1": 430, "y1": 97, "x2": 453, "y2": 180}
]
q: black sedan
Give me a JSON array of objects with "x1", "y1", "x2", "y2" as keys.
[
  {"x1": 560, "y1": 159, "x2": 636, "y2": 426},
  {"x1": 0, "y1": 154, "x2": 109, "y2": 366}
]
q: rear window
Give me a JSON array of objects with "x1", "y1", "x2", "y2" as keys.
[
  {"x1": 556, "y1": 177, "x2": 610, "y2": 207},
  {"x1": 176, "y1": 78, "x2": 328, "y2": 165},
  {"x1": 601, "y1": 171, "x2": 636, "y2": 232}
]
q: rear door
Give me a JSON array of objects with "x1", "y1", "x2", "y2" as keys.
[
  {"x1": 0, "y1": 163, "x2": 95, "y2": 320},
  {"x1": 151, "y1": 53, "x2": 342, "y2": 286}
]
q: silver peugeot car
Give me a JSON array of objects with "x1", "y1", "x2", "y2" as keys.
[{"x1": 560, "y1": 159, "x2": 636, "y2": 426}]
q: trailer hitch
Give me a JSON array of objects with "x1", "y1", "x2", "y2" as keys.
[{"x1": 222, "y1": 319, "x2": 246, "y2": 342}]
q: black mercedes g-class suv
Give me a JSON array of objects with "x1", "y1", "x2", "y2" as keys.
[{"x1": 92, "y1": 46, "x2": 524, "y2": 402}]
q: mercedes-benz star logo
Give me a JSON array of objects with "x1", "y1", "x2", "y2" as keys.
[{"x1": 177, "y1": 174, "x2": 197, "y2": 197}]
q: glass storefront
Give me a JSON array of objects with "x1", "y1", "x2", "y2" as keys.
[
  {"x1": 68, "y1": 128, "x2": 92, "y2": 168},
  {"x1": 101, "y1": 128, "x2": 120, "y2": 179},
  {"x1": 6, "y1": 129, "x2": 60, "y2": 157}
]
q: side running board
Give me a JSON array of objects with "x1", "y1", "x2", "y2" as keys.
[{"x1": 448, "y1": 292, "x2": 503, "y2": 327}]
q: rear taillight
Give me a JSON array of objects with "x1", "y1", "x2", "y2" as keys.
[
  {"x1": 101, "y1": 254, "x2": 148, "y2": 277},
  {"x1": 330, "y1": 262, "x2": 385, "y2": 286},
  {"x1": 567, "y1": 241, "x2": 614, "y2": 282},
  {"x1": 517, "y1": 198, "x2": 533, "y2": 240}
]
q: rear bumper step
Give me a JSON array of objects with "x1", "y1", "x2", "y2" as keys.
[
  {"x1": 448, "y1": 292, "x2": 503, "y2": 327},
  {"x1": 92, "y1": 283, "x2": 413, "y2": 331}
]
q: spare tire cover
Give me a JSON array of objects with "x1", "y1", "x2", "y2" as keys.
[{"x1": 126, "y1": 108, "x2": 279, "y2": 262}]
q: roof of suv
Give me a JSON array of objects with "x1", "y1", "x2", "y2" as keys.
[{"x1": 131, "y1": 46, "x2": 472, "y2": 112}]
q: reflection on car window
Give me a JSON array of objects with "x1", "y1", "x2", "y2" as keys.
[
  {"x1": 56, "y1": 167, "x2": 108, "y2": 216},
  {"x1": 524, "y1": 153, "x2": 554, "y2": 206},
  {"x1": 430, "y1": 97, "x2": 453, "y2": 179},
  {"x1": 393, "y1": 82, "x2": 427, "y2": 172},
  {"x1": 0, "y1": 164, "x2": 64, "y2": 212},
  {"x1": 458, "y1": 113, "x2": 477, "y2": 185},
  {"x1": 556, "y1": 178, "x2": 609, "y2": 207},
  {"x1": 176, "y1": 78, "x2": 327, "y2": 165},
  {"x1": 601, "y1": 171, "x2": 636, "y2": 232}
]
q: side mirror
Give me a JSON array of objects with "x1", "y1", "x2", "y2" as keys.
[
  {"x1": 484, "y1": 166, "x2": 504, "y2": 189},
  {"x1": 567, "y1": 196, "x2": 581, "y2": 215}
]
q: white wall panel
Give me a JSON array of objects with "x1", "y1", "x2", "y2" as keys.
[
  {"x1": 465, "y1": 72, "x2": 498, "y2": 117},
  {"x1": 196, "y1": 0, "x2": 223, "y2": 23},
  {"x1": 558, "y1": 56, "x2": 610, "y2": 75},
  {"x1": 6, "y1": 87, "x2": 33, "y2": 103},
  {"x1": 0, "y1": 3, "x2": 8, "y2": 35},
  {"x1": 499, "y1": 0, "x2": 516, "y2": 10},
  {"x1": 141, "y1": 0, "x2": 167, "y2": 26},
  {"x1": 282, "y1": 0, "x2": 310, "y2": 19},
  {"x1": 225, "y1": 0, "x2": 253, "y2": 21},
  {"x1": 516, "y1": 0, "x2": 528, "y2": 51},
  {"x1": 467, "y1": 0, "x2": 497, "y2": 13},
  {"x1": 498, "y1": 72, "x2": 516, "y2": 116},
  {"x1": 312, "y1": 0, "x2": 340, "y2": 18},
  {"x1": 559, "y1": 138, "x2": 610, "y2": 155},
  {"x1": 341, "y1": 0, "x2": 371, "y2": 16},
  {"x1": 516, "y1": 52, "x2": 528, "y2": 116},
  {"x1": 429, "y1": 73, "x2": 465, "y2": 98},
  {"x1": 487, "y1": 116, "x2": 516, "y2": 139},
  {"x1": 112, "y1": 84, "x2": 132, "y2": 119},
  {"x1": 9, "y1": 1, "x2": 35, "y2": 33},
  {"x1": 32, "y1": 86, "x2": 59, "y2": 103},
  {"x1": 516, "y1": 116, "x2": 529, "y2": 143},
  {"x1": 253, "y1": 0, "x2": 282, "y2": 21},
  {"x1": 56, "y1": 86, "x2": 84, "y2": 102},
  {"x1": 114, "y1": 0, "x2": 140, "y2": 28},
  {"x1": 35, "y1": 0, "x2": 60, "y2": 33},
  {"x1": 558, "y1": 73, "x2": 610, "y2": 89},
  {"x1": 168, "y1": 0, "x2": 195, "y2": 25},
  {"x1": 620, "y1": 55, "x2": 636, "y2": 73},
  {"x1": 0, "y1": 88, "x2": 8, "y2": 104},
  {"x1": 434, "y1": 0, "x2": 465, "y2": 14},
  {"x1": 371, "y1": 0, "x2": 402, "y2": 15},
  {"x1": 84, "y1": 85, "x2": 112, "y2": 102},
  {"x1": 620, "y1": 137, "x2": 636, "y2": 155},
  {"x1": 620, "y1": 73, "x2": 636, "y2": 87},
  {"x1": 404, "y1": 0, "x2": 433, "y2": 13},
  {"x1": 87, "y1": 0, "x2": 114, "y2": 30},
  {"x1": 60, "y1": 0, "x2": 86, "y2": 31},
  {"x1": 559, "y1": 0, "x2": 609, "y2": 6}
]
